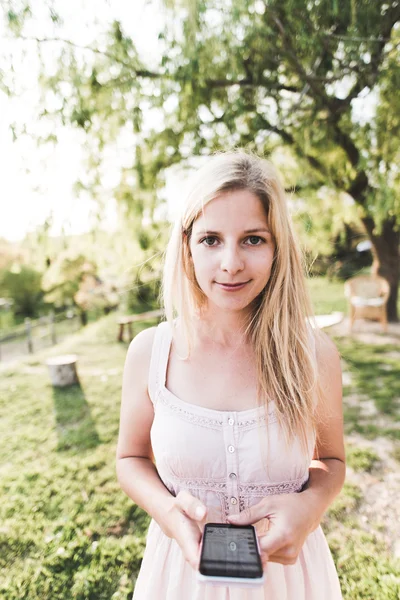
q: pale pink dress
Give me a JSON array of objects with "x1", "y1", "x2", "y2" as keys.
[{"x1": 132, "y1": 321, "x2": 343, "y2": 599}]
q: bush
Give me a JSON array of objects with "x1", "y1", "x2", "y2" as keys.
[{"x1": 0, "y1": 265, "x2": 44, "y2": 317}]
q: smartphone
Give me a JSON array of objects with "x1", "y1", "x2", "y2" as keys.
[{"x1": 197, "y1": 523, "x2": 264, "y2": 587}]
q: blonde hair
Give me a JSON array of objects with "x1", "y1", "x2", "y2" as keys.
[{"x1": 160, "y1": 149, "x2": 325, "y2": 457}]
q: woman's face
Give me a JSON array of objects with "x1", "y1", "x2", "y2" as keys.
[{"x1": 189, "y1": 189, "x2": 276, "y2": 313}]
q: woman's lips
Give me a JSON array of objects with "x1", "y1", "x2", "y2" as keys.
[{"x1": 216, "y1": 281, "x2": 250, "y2": 291}]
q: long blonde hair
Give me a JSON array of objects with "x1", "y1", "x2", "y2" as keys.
[{"x1": 161, "y1": 149, "x2": 325, "y2": 457}]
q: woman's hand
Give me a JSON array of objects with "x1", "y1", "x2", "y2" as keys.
[
  {"x1": 227, "y1": 492, "x2": 318, "y2": 567},
  {"x1": 161, "y1": 490, "x2": 208, "y2": 570}
]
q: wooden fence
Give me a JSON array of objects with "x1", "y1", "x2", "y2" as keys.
[{"x1": 0, "y1": 310, "x2": 81, "y2": 363}]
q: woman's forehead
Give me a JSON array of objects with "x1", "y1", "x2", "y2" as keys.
[{"x1": 192, "y1": 189, "x2": 269, "y2": 231}]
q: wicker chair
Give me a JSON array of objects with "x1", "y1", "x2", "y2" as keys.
[{"x1": 344, "y1": 275, "x2": 390, "y2": 332}]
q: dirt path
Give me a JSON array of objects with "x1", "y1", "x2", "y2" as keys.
[
  {"x1": 326, "y1": 315, "x2": 400, "y2": 346},
  {"x1": 325, "y1": 317, "x2": 400, "y2": 559},
  {"x1": 345, "y1": 433, "x2": 400, "y2": 559}
]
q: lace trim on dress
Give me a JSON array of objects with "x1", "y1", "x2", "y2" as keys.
[
  {"x1": 157, "y1": 388, "x2": 278, "y2": 430},
  {"x1": 163, "y1": 474, "x2": 309, "y2": 522},
  {"x1": 165, "y1": 476, "x2": 228, "y2": 493},
  {"x1": 163, "y1": 473, "x2": 308, "y2": 496},
  {"x1": 157, "y1": 390, "x2": 224, "y2": 429},
  {"x1": 239, "y1": 473, "x2": 309, "y2": 496},
  {"x1": 237, "y1": 411, "x2": 278, "y2": 428}
]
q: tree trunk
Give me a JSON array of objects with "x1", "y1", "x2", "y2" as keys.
[
  {"x1": 361, "y1": 215, "x2": 399, "y2": 322},
  {"x1": 80, "y1": 310, "x2": 88, "y2": 326}
]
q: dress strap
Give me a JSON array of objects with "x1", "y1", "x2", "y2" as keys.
[{"x1": 147, "y1": 321, "x2": 173, "y2": 406}]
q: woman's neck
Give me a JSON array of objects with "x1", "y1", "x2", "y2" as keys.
[{"x1": 192, "y1": 306, "x2": 254, "y2": 348}]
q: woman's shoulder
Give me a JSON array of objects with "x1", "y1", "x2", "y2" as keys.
[
  {"x1": 312, "y1": 329, "x2": 339, "y2": 365},
  {"x1": 125, "y1": 325, "x2": 158, "y2": 369}
]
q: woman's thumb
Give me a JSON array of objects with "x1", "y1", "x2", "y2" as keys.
[
  {"x1": 176, "y1": 490, "x2": 207, "y2": 521},
  {"x1": 195, "y1": 505, "x2": 206, "y2": 519}
]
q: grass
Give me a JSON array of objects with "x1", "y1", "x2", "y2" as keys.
[
  {"x1": 328, "y1": 529, "x2": 400, "y2": 600},
  {"x1": 0, "y1": 315, "x2": 155, "y2": 600},
  {"x1": 345, "y1": 446, "x2": 380, "y2": 473},
  {"x1": 306, "y1": 275, "x2": 400, "y2": 317},
  {"x1": 307, "y1": 276, "x2": 348, "y2": 315},
  {"x1": 325, "y1": 482, "x2": 363, "y2": 520},
  {"x1": 1, "y1": 309, "x2": 400, "y2": 598},
  {"x1": 392, "y1": 446, "x2": 400, "y2": 463},
  {"x1": 335, "y1": 337, "x2": 400, "y2": 440}
]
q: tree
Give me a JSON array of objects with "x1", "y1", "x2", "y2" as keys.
[
  {"x1": 0, "y1": 265, "x2": 44, "y2": 317},
  {"x1": 3, "y1": 0, "x2": 400, "y2": 319},
  {"x1": 148, "y1": 0, "x2": 400, "y2": 318},
  {"x1": 41, "y1": 253, "x2": 114, "y2": 324}
]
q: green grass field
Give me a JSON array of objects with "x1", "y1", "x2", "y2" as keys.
[
  {"x1": 1, "y1": 286, "x2": 400, "y2": 599},
  {"x1": 307, "y1": 276, "x2": 349, "y2": 315},
  {"x1": 307, "y1": 275, "x2": 400, "y2": 317}
]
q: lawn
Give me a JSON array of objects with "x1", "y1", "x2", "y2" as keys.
[
  {"x1": 0, "y1": 315, "x2": 154, "y2": 600},
  {"x1": 306, "y1": 275, "x2": 400, "y2": 317},
  {"x1": 307, "y1": 276, "x2": 348, "y2": 315},
  {"x1": 0, "y1": 309, "x2": 399, "y2": 599}
]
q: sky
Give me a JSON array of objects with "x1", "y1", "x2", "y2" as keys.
[
  {"x1": 0, "y1": 0, "x2": 170, "y2": 242},
  {"x1": 0, "y1": 0, "x2": 377, "y2": 242}
]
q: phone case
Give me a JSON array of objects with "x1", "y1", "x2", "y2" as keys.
[
  {"x1": 197, "y1": 524, "x2": 265, "y2": 588},
  {"x1": 197, "y1": 572, "x2": 265, "y2": 587}
]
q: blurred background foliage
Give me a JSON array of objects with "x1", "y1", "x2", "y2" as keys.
[{"x1": 0, "y1": 0, "x2": 399, "y2": 328}]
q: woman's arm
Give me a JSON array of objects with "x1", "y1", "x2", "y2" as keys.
[
  {"x1": 300, "y1": 457, "x2": 345, "y2": 532},
  {"x1": 300, "y1": 330, "x2": 346, "y2": 530},
  {"x1": 116, "y1": 327, "x2": 177, "y2": 532}
]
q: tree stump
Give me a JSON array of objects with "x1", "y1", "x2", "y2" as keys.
[{"x1": 46, "y1": 354, "x2": 79, "y2": 387}]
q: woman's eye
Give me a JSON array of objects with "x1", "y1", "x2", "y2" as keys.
[
  {"x1": 201, "y1": 236, "x2": 218, "y2": 246},
  {"x1": 246, "y1": 236, "x2": 264, "y2": 245}
]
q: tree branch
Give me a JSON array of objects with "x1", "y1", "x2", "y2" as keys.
[
  {"x1": 205, "y1": 77, "x2": 299, "y2": 93},
  {"x1": 252, "y1": 114, "x2": 328, "y2": 175},
  {"x1": 19, "y1": 35, "x2": 161, "y2": 78},
  {"x1": 339, "y1": 4, "x2": 400, "y2": 106},
  {"x1": 263, "y1": 6, "x2": 332, "y2": 109},
  {"x1": 330, "y1": 122, "x2": 361, "y2": 168},
  {"x1": 18, "y1": 34, "x2": 301, "y2": 94}
]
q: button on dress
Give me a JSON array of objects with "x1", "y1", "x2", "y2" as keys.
[{"x1": 132, "y1": 321, "x2": 343, "y2": 599}]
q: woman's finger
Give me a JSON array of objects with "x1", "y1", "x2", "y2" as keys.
[
  {"x1": 172, "y1": 510, "x2": 202, "y2": 567},
  {"x1": 226, "y1": 498, "x2": 267, "y2": 526},
  {"x1": 258, "y1": 531, "x2": 289, "y2": 558},
  {"x1": 259, "y1": 536, "x2": 300, "y2": 566},
  {"x1": 175, "y1": 490, "x2": 207, "y2": 522},
  {"x1": 182, "y1": 537, "x2": 202, "y2": 569},
  {"x1": 264, "y1": 553, "x2": 299, "y2": 566},
  {"x1": 178, "y1": 516, "x2": 203, "y2": 569}
]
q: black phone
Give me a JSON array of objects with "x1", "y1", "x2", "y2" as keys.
[{"x1": 197, "y1": 523, "x2": 264, "y2": 586}]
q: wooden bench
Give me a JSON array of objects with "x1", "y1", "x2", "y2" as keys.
[{"x1": 117, "y1": 309, "x2": 164, "y2": 342}]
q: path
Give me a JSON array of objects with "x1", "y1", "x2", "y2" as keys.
[{"x1": 323, "y1": 315, "x2": 400, "y2": 560}]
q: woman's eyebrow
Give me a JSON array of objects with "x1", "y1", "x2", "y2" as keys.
[{"x1": 195, "y1": 227, "x2": 271, "y2": 236}]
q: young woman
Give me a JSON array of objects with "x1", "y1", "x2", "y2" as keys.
[{"x1": 116, "y1": 149, "x2": 345, "y2": 599}]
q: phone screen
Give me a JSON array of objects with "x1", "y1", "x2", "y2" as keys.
[{"x1": 199, "y1": 523, "x2": 263, "y2": 579}]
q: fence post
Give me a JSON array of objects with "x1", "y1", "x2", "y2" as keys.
[
  {"x1": 50, "y1": 311, "x2": 57, "y2": 345},
  {"x1": 25, "y1": 318, "x2": 33, "y2": 353}
]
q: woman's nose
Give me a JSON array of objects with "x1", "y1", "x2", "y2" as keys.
[{"x1": 220, "y1": 246, "x2": 244, "y2": 273}]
